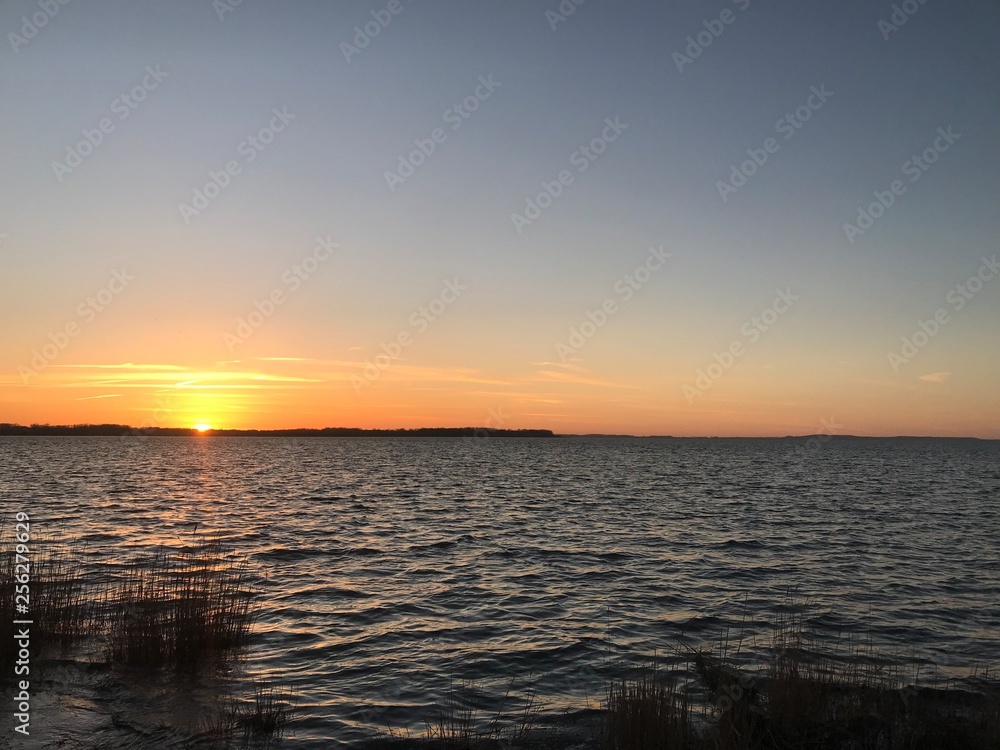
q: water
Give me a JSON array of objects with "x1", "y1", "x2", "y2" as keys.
[{"x1": 1, "y1": 436, "x2": 998, "y2": 748}]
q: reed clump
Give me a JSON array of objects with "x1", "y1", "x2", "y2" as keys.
[
  {"x1": 371, "y1": 678, "x2": 544, "y2": 749},
  {"x1": 0, "y1": 521, "x2": 291, "y2": 748},
  {"x1": 1, "y1": 520, "x2": 257, "y2": 674},
  {"x1": 371, "y1": 607, "x2": 997, "y2": 750},
  {"x1": 596, "y1": 606, "x2": 1000, "y2": 750},
  {"x1": 424, "y1": 679, "x2": 482, "y2": 749},
  {"x1": 603, "y1": 662, "x2": 696, "y2": 750},
  {"x1": 105, "y1": 538, "x2": 257, "y2": 670},
  {"x1": 690, "y1": 648, "x2": 1000, "y2": 749},
  {"x1": 0, "y1": 516, "x2": 99, "y2": 672},
  {"x1": 203, "y1": 681, "x2": 294, "y2": 749}
]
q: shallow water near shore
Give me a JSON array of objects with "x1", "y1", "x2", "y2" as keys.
[{"x1": 1, "y1": 435, "x2": 998, "y2": 748}]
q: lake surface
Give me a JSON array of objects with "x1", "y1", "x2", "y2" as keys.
[{"x1": 1, "y1": 436, "x2": 998, "y2": 748}]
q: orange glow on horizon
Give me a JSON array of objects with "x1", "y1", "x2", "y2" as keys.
[{"x1": 1, "y1": 355, "x2": 998, "y2": 438}]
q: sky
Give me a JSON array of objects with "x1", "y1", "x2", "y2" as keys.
[{"x1": 1, "y1": 0, "x2": 998, "y2": 437}]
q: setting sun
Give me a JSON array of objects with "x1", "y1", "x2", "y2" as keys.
[{"x1": 194, "y1": 423, "x2": 212, "y2": 433}]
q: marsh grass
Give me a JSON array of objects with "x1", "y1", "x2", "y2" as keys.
[
  {"x1": 590, "y1": 596, "x2": 1000, "y2": 750},
  {"x1": 681, "y1": 605, "x2": 1000, "y2": 750},
  {"x1": 192, "y1": 680, "x2": 293, "y2": 750},
  {"x1": 203, "y1": 681, "x2": 294, "y2": 749},
  {"x1": 398, "y1": 677, "x2": 546, "y2": 749},
  {"x1": 0, "y1": 516, "x2": 97, "y2": 672},
  {"x1": 105, "y1": 538, "x2": 257, "y2": 670},
  {"x1": 1, "y1": 520, "x2": 257, "y2": 674},
  {"x1": 425, "y1": 678, "x2": 482, "y2": 748},
  {"x1": 603, "y1": 660, "x2": 699, "y2": 750},
  {"x1": 240, "y1": 682, "x2": 293, "y2": 736},
  {"x1": 0, "y1": 521, "x2": 291, "y2": 748},
  {"x1": 506, "y1": 682, "x2": 544, "y2": 747},
  {"x1": 0, "y1": 518, "x2": 19, "y2": 673}
]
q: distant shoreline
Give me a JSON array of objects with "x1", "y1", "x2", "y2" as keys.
[
  {"x1": 0, "y1": 423, "x2": 995, "y2": 440},
  {"x1": 0, "y1": 424, "x2": 555, "y2": 438}
]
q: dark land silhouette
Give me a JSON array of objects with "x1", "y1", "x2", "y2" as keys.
[{"x1": 0, "y1": 423, "x2": 555, "y2": 437}]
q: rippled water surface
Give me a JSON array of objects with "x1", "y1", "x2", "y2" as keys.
[{"x1": 2, "y1": 436, "x2": 998, "y2": 747}]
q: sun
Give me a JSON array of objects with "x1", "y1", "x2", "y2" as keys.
[{"x1": 194, "y1": 423, "x2": 213, "y2": 433}]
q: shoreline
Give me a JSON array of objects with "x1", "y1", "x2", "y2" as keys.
[{"x1": 1, "y1": 423, "x2": 997, "y2": 440}]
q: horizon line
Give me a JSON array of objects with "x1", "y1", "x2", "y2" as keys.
[{"x1": 0, "y1": 423, "x2": 996, "y2": 441}]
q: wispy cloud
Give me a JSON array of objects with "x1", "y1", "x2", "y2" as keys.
[
  {"x1": 919, "y1": 372, "x2": 951, "y2": 383},
  {"x1": 533, "y1": 370, "x2": 632, "y2": 388},
  {"x1": 532, "y1": 360, "x2": 585, "y2": 372},
  {"x1": 54, "y1": 363, "x2": 186, "y2": 370},
  {"x1": 362, "y1": 364, "x2": 515, "y2": 386}
]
